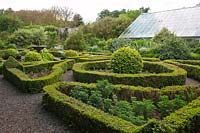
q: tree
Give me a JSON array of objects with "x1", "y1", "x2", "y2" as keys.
[
  {"x1": 139, "y1": 7, "x2": 150, "y2": 13},
  {"x1": 0, "y1": 15, "x2": 22, "y2": 33},
  {"x1": 72, "y1": 14, "x2": 84, "y2": 27},
  {"x1": 51, "y1": 6, "x2": 74, "y2": 21},
  {"x1": 97, "y1": 9, "x2": 127, "y2": 19},
  {"x1": 64, "y1": 31, "x2": 87, "y2": 51},
  {"x1": 98, "y1": 9, "x2": 111, "y2": 19}
]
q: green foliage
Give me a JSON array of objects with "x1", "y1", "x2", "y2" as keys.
[
  {"x1": 88, "y1": 90, "x2": 103, "y2": 109},
  {"x1": 157, "y1": 95, "x2": 186, "y2": 118},
  {"x1": 73, "y1": 60, "x2": 187, "y2": 88},
  {"x1": 110, "y1": 100, "x2": 146, "y2": 126},
  {"x1": 0, "y1": 39, "x2": 5, "y2": 49},
  {"x1": 8, "y1": 27, "x2": 47, "y2": 47},
  {"x1": 0, "y1": 15, "x2": 22, "y2": 33},
  {"x1": 41, "y1": 48, "x2": 54, "y2": 61},
  {"x1": 3, "y1": 59, "x2": 74, "y2": 93},
  {"x1": 153, "y1": 28, "x2": 174, "y2": 44},
  {"x1": 131, "y1": 97, "x2": 156, "y2": 120},
  {"x1": 108, "y1": 38, "x2": 132, "y2": 52},
  {"x1": 44, "y1": 25, "x2": 59, "y2": 48},
  {"x1": 3, "y1": 48, "x2": 19, "y2": 59},
  {"x1": 24, "y1": 51, "x2": 42, "y2": 62},
  {"x1": 70, "y1": 86, "x2": 89, "y2": 103},
  {"x1": 154, "y1": 28, "x2": 190, "y2": 60},
  {"x1": 64, "y1": 31, "x2": 86, "y2": 51},
  {"x1": 96, "y1": 80, "x2": 113, "y2": 99},
  {"x1": 111, "y1": 47, "x2": 143, "y2": 74},
  {"x1": 103, "y1": 98, "x2": 112, "y2": 112},
  {"x1": 64, "y1": 49, "x2": 78, "y2": 58}
]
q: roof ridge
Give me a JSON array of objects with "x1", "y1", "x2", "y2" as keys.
[{"x1": 142, "y1": 6, "x2": 200, "y2": 15}]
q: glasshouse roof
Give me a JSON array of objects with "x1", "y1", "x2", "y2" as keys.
[{"x1": 119, "y1": 6, "x2": 200, "y2": 39}]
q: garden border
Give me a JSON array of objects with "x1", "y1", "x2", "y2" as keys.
[
  {"x1": 3, "y1": 58, "x2": 74, "y2": 93},
  {"x1": 72, "y1": 60, "x2": 187, "y2": 88},
  {"x1": 164, "y1": 60, "x2": 200, "y2": 81},
  {"x1": 42, "y1": 82, "x2": 200, "y2": 133}
]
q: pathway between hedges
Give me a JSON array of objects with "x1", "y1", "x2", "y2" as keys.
[{"x1": 0, "y1": 75, "x2": 79, "y2": 133}]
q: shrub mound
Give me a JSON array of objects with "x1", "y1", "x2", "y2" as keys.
[
  {"x1": 72, "y1": 60, "x2": 187, "y2": 88},
  {"x1": 2, "y1": 48, "x2": 19, "y2": 59},
  {"x1": 111, "y1": 47, "x2": 143, "y2": 74},
  {"x1": 64, "y1": 49, "x2": 78, "y2": 58},
  {"x1": 24, "y1": 51, "x2": 42, "y2": 62}
]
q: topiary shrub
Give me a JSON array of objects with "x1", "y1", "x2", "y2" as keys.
[
  {"x1": 24, "y1": 51, "x2": 42, "y2": 62},
  {"x1": 111, "y1": 47, "x2": 143, "y2": 74},
  {"x1": 64, "y1": 49, "x2": 78, "y2": 58},
  {"x1": 3, "y1": 48, "x2": 19, "y2": 59}
]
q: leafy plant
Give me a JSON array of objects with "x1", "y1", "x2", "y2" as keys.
[
  {"x1": 157, "y1": 95, "x2": 186, "y2": 118},
  {"x1": 24, "y1": 51, "x2": 42, "y2": 62},
  {"x1": 153, "y1": 28, "x2": 190, "y2": 60},
  {"x1": 3, "y1": 48, "x2": 19, "y2": 59},
  {"x1": 96, "y1": 80, "x2": 113, "y2": 99},
  {"x1": 70, "y1": 86, "x2": 89, "y2": 103},
  {"x1": 41, "y1": 48, "x2": 54, "y2": 61},
  {"x1": 111, "y1": 47, "x2": 143, "y2": 74},
  {"x1": 64, "y1": 31, "x2": 87, "y2": 51},
  {"x1": 108, "y1": 38, "x2": 132, "y2": 52},
  {"x1": 131, "y1": 97, "x2": 156, "y2": 120},
  {"x1": 64, "y1": 49, "x2": 78, "y2": 58},
  {"x1": 103, "y1": 98, "x2": 112, "y2": 112},
  {"x1": 88, "y1": 90, "x2": 103, "y2": 109}
]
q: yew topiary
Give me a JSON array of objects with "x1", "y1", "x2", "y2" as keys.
[{"x1": 111, "y1": 47, "x2": 143, "y2": 74}]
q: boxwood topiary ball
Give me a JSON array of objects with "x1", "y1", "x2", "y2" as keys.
[{"x1": 111, "y1": 47, "x2": 143, "y2": 74}]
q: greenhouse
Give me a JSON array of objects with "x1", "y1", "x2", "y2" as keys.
[{"x1": 119, "y1": 6, "x2": 200, "y2": 41}]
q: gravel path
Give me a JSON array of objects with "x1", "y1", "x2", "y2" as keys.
[
  {"x1": 0, "y1": 75, "x2": 78, "y2": 133},
  {"x1": 186, "y1": 78, "x2": 200, "y2": 85},
  {"x1": 62, "y1": 70, "x2": 75, "y2": 82}
]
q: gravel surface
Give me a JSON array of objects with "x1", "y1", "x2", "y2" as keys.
[
  {"x1": 62, "y1": 70, "x2": 75, "y2": 82},
  {"x1": 0, "y1": 75, "x2": 79, "y2": 133},
  {"x1": 186, "y1": 78, "x2": 200, "y2": 85}
]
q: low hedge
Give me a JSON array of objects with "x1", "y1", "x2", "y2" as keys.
[
  {"x1": 68, "y1": 55, "x2": 110, "y2": 62},
  {"x1": 43, "y1": 82, "x2": 200, "y2": 132},
  {"x1": 154, "y1": 96, "x2": 200, "y2": 132},
  {"x1": 0, "y1": 62, "x2": 3, "y2": 74},
  {"x1": 165, "y1": 60, "x2": 200, "y2": 81},
  {"x1": 73, "y1": 60, "x2": 187, "y2": 88},
  {"x1": 3, "y1": 58, "x2": 74, "y2": 93},
  {"x1": 176, "y1": 60, "x2": 200, "y2": 66},
  {"x1": 43, "y1": 83, "x2": 141, "y2": 133}
]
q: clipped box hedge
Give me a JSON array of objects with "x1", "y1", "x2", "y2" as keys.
[
  {"x1": 43, "y1": 83, "x2": 141, "y2": 133},
  {"x1": 154, "y1": 96, "x2": 200, "y2": 133},
  {"x1": 3, "y1": 57, "x2": 74, "y2": 93},
  {"x1": 165, "y1": 60, "x2": 200, "y2": 81},
  {"x1": 42, "y1": 82, "x2": 200, "y2": 132},
  {"x1": 73, "y1": 60, "x2": 187, "y2": 88}
]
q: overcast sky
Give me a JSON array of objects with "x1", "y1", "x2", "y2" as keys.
[{"x1": 0, "y1": 0, "x2": 199, "y2": 22}]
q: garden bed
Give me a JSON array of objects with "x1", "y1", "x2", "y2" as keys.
[
  {"x1": 42, "y1": 82, "x2": 200, "y2": 133},
  {"x1": 3, "y1": 57, "x2": 74, "y2": 93},
  {"x1": 73, "y1": 60, "x2": 187, "y2": 88}
]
